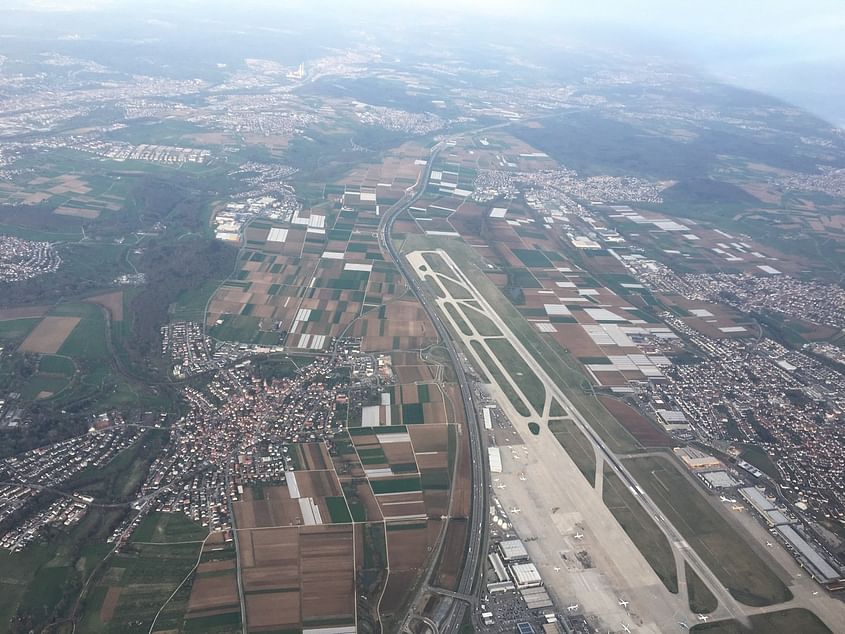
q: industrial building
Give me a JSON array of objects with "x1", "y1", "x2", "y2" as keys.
[
  {"x1": 487, "y1": 580, "x2": 515, "y2": 593},
  {"x1": 483, "y1": 406, "x2": 493, "y2": 430},
  {"x1": 774, "y1": 524, "x2": 843, "y2": 586},
  {"x1": 510, "y1": 562, "x2": 543, "y2": 589},
  {"x1": 499, "y1": 538, "x2": 529, "y2": 561},
  {"x1": 517, "y1": 622, "x2": 537, "y2": 634},
  {"x1": 520, "y1": 586, "x2": 554, "y2": 609},
  {"x1": 699, "y1": 470, "x2": 739, "y2": 489},
  {"x1": 488, "y1": 447, "x2": 502, "y2": 473},
  {"x1": 488, "y1": 552, "x2": 508, "y2": 582},
  {"x1": 674, "y1": 446, "x2": 722, "y2": 470},
  {"x1": 739, "y1": 487, "x2": 783, "y2": 523}
]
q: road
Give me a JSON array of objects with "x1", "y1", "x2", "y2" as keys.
[{"x1": 378, "y1": 141, "x2": 489, "y2": 634}]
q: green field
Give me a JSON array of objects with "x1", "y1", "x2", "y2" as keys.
[
  {"x1": 602, "y1": 465, "x2": 679, "y2": 593},
  {"x1": 421, "y1": 251, "x2": 455, "y2": 278},
  {"x1": 690, "y1": 609, "x2": 832, "y2": 634},
  {"x1": 444, "y1": 303, "x2": 472, "y2": 336},
  {"x1": 624, "y1": 454, "x2": 791, "y2": 606},
  {"x1": 170, "y1": 278, "x2": 226, "y2": 322},
  {"x1": 79, "y1": 541, "x2": 204, "y2": 633},
  {"x1": 438, "y1": 275, "x2": 473, "y2": 300},
  {"x1": 78, "y1": 511, "x2": 206, "y2": 633},
  {"x1": 210, "y1": 314, "x2": 261, "y2": 342},
  {"x1": 0, "y1": 302, "x2": 167, "y2": 412},
  {"x1": 739, "y1": 444, "x2": 780, "y2": 481},
  {"x1": 686, "y1": 561, "x2": 718, "y2": 614},
  {"x1": 369, "y1": 476, "x2": 422, "y2": 494},
  {"x1": 511, "y1": 248, "x2": 553, "y2": 268},
  {"x1": 459, "y1": 304, "x2": 501, "y2": 336},
  {"x1": 0, "y1": 317, "x2": 40, "y2": 342},
  {"x1": 548, "y1": 419, "x2": 596, "y2": 484},
  {"x1": 326, "y1": 496, "x2": 354, "y2": 523},
  {"x1": 469, "y1": 340, "x2": 530, "y2": 416},
  {"x1": 423, "y1": 274, "x2": 446, "y2": 298},
  {"x1": 38, "y1": 354, "x2": 76, "y2": 375},
  {"x1": 41, "y1": 301, "x2": 171, "y2": 412},
  {"x1": 19, "y1": 373, "x2": 72, "y2": 400},
  {"x1": 0, "y1": 507, "x2": 124, "y2": 631},
  {"x1": 130, "y1": 512, "x2": 208, "y2": 544},
  {"x1": 52, "y1": 302, "x2": 109, "y2": 361},
  {"x1": 487, "y1": 338, "x2": 546, "y2": 413}
]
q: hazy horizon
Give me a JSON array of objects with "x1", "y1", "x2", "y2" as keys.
[{"x1": 3, "y1": 0, "x2": 844, "y2": 126}]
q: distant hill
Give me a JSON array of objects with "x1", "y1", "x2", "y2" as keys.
[{"x1": 661, "y1": 178, "x2": 760, "y2": 206}]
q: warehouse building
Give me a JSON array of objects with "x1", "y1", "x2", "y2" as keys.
[
  {"x1": 488, "y1": 552, "x2": 508, "y2": 582},
  {"x1": 499, "y1": 538, "x2": 529, "y2": 562},
  {"x1": 488, "y1": 447, "x2": 502, "y2": 474},
  {"x1": 774, "y1": 524, "x2": 843, "y2": 586},
  {"x1": 510, "y1": 562, "x2": 543, "y2": 589}
]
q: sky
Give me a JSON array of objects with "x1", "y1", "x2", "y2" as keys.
[{"x1": 5, "y1": 0, "x2": 845, "y2": 125}]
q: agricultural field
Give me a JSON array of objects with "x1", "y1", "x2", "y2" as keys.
[
  {"x1": 233, "y1": 469, "x2": 348, "y2": 529},
  {"x1": 78, "y1": 512, "x2": 208, "y2": 633},
  {"x1": 18, "y1": 316, "x2": 81, "y2": 354},
  {"x1": 206, "y1": 206, "x2": 422, "y2": 352},
  {"x1": 236, "y1": 524, "x2": 356, "y2": 631},
  {"x1": 230, "y1": 417, "x2": 467, "y2": 631},
  {"x1": 205, "y1": 147, "x2": 437, "y2": 354},
  {"x1": 0, "y1": 317, "x2": 41, "y2": 343}
]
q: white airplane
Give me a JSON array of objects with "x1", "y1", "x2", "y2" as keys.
[
  {"x1": 697, "y1": 615, "x2": 709, "y2": 622},
  {"x1": 496, "y1": 484, "x2": 507, "y2": 489},
  {"x1": 567, "y1": 604, "x2": 579, "y2": 612},
  {"x1": 813, "y1": 591, "x2": 819, "y2": 596},
  {"x1": 618, "y1": 599, "x2": 629, "y2": 608},
  {"x1": 678, "y1": 622, "x2": 688, "y2": 630},
  {"x1": 574, "y1": 533, "x2": 584, "y2": 540},
  {"x1": 553, "y1": 566, "x2": 561, "y2": 572},
  {"x1": 519, "y1": 473, "x2": 527, "y2": 481},
  {"x1": 621, "y1": 624, "x2": 631, "y2": 634},
  {"x1": 766, "y1": 541, "x2": 774, "y2": 547},
  {"x1": 510, "y1": 507, "x2": 521, "y2": 514}
]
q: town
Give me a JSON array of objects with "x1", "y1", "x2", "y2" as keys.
[{"x1": 0, "y1": 236, "x2": 61, "y2": 283}]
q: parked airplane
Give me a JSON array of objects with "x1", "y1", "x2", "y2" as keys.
[
  {"x1": 618, "y1": 599, "x2": 629, "y2": 608},
  {"x1": 720, "y1": 496, "x2": 737, "y2": 503},
  {"x1": 621, "y1": 624, "x2": 631, "y2": 633},
  {"x1": 766, "y1": 541, "x2": 774, "y2": 547},
  {"x1": 553, "y1": 566, "x2": 561, "y2": 572},
  {"x1": 510, "y1": 507, "x2": 521, "y2": 514},
  {"x1": 574, "y1": 533, "x2": 584, "y2": 540},
  {"x1": 678, "y1": 622, "x2": 688, "y2": 630},
  {"x1": 697, "y1": 615, "x2": 709, "y2": 622},
  {"x1": 567, "y1": 604, "x2": 579, "y2": 612},
  {"x1": 732, "y1": 505, "x2": 744, "y2": 511}
]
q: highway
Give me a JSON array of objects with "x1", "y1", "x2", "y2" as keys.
[{"x1": 378, "y1": 141, "x2": 489, "y2": 633}]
